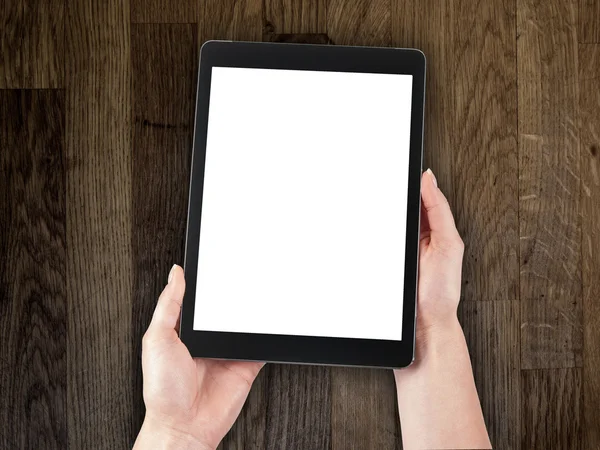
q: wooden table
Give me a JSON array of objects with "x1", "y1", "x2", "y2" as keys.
[{"x1": 1, "y1": 0, "x2": 599, "y2": 448}]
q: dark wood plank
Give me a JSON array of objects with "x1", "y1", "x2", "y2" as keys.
[
  {"x1": 460, "y1": 301, "x2": 520, "y2": 449},
  {"x1": 579, "y1": 0, "x2": 600, "y2": 43},
  {"x1": 264, "y1": 365, "x2": 331, "y2": 449},
  {"x1": 202, "y1": 0, "x2": 262, "y2": 43},
  {"x1": 0, "y1": 0, "x2": 63, "y2": 88},
  {"x1": 131, "y1": 0, "x2": 197, "y2": 23},
  {"x1": 0, "y1": 90, "x2": 66, "y2": 449},
  {"x1": 65, "y1": 0, "x2": 133, "y2": 446},
  {"x1": 0, "y1": 0, "x2": 22, "y2": 87},
  {"x1": 579, "y1": 43, "x2": 600, "y2": 450},
  {"x1": 131, "y1": 22, "x2": 197, "y2": 433},
  {"x1": 521, "y1": 368, "x2": 582, "y2": 449},
  {"x1": 453, "y1": 0, "x2": 519, "y2": 303},
  {"x1": 331, "y1": 368, "x2": 400, "y2": 450},
  {"x1": 392, "y1": 0, "x2": 454, "y2": 204},
  {"x1": 22, "y1": 0, "x2": 64, "y2": 87},
  {"x1": 327, "y1": 0, "x2": 390, "y2": 46},
  {"x1": 264, "y1": 0, "x2": 326, "y2": 34},
  {"x1": 263, "y1": 33, "x2": 331, "y2": 44},
  {"x1": 517, "y1": 0, "x2": 582, "y2": 370}
]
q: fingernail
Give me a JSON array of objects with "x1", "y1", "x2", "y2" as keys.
[
  {"x1": 168, "y1": 264, "x2": 177, "y2": 284},
  {"x1": 426, "y1": 168, "x2": 438, "y2": 188}
]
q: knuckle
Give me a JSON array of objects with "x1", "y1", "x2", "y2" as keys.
[{"x1": 142, "y1": 331, "x2": 153, "y2": 348}]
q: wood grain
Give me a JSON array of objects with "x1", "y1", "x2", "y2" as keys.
[
  {"x1": 263, "y1": 33, "x2": 332, "y2": 44},
  {"x1": 65, "y1": 0, "x2": 133, "y2": 447},
  {"x1": 0, "y1": 90, "x2": 66, "y2": 449},
  {"x1": 327, "y1": 0, "x2": 390, "y2": 46},
  {"x1": 331, "y1": 368, "x2": 401, "y2": 450},
  {"x1": 392, "y1": 0, "x2": 454, "y2": 202},
  {"x1": 0, "y1": 0, "x2": 63, "y2": 88},
  {"x1": 264, "y1": 0, "x2": 326, "y2": 34},
  {"x1": 130, "y1": 23, "x2": 197, "y2": 432},
  {"x1": 131, "y1": 0, "x2": 197, "y2": 23},
  {"x1": 579, "y1": 43, "x2": 600, "y2": 450},
  {"x1": 579, "y1": 0, "x2": 600, "y2": 43},
  {"x1": 517, "y1": 0, "x2": 582, "y2": 370},
  {"x1": 460, "y1": 301, "x2": 520, "y2": 449},
  {"x1": 202, "y1": 0, "x2": 262, "y2": 43},
  {"x1": 521, "y1": 368, "x2": 582, "y2": 449},
  {"x1": 264, "y1": 365, "x2": 331, "y2": 449},
  {"x1": 453, "y1": 0, "x2": 519, "y2": 304}
]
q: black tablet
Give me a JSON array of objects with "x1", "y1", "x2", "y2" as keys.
[{"x1": 180, "y1": 41, "x2": 425, "y2": 368}]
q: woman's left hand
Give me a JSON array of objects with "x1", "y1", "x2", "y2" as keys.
[{"x1": 134, "y1": 265, "x2": 264, "y2": 450}]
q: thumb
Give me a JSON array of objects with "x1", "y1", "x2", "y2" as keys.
[
  {"x1": 145, "y1": 264, "x2": 186, "y2": 342},
  {"x1": 421, "y1": 169, "x2": 463, "y2": 251}
]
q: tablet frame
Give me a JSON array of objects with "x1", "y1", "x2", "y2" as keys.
[{"x1": 180, "y1": 41, "x2": 425, "y2": 368}]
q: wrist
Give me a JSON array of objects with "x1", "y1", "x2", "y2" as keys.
[
  {"x1": 397, "y1": 316, "x2": 467, "y2": 378},
  {"x1": 415, "y1": 316, "x2": 465, "y2": 356},
  {"x1": 134, "y1": 416, "x2": 212, "y2": 450}
]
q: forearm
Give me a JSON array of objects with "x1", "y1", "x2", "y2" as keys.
[{"x1": 394, "y1": 319, "x2": 491, "y2": 450}]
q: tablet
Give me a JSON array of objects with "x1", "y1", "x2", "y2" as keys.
[{"x1": 180, "y1": 41, "x2": 425, "y2": 368}]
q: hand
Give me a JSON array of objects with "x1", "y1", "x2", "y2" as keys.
[
  {"x1": 414, "y1": 168, "x2": 465, "y2": 345},
  {"x1": 134, "y1": 265, "x2": 264, "y2": 450},
  {"x1": 394, "y1": 169, "x2": 491, "y2": 449}
]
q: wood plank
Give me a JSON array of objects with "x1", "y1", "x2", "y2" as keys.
[
  {"x1": 131, "y1": 0, "x2": 197, "y2": 23},
  {"x1": 521, "y1": 368, "x2": 582, "y2": 449},
  {"x1": 517, "y1": 0, "x2": 582, "y2": 369},
  {"x1": 264, "y1": 0, "x2": 326, "y2": 34},
  {"x1": 0, "y1": 0, "x2": 22, "y2": 87},
  {"x1": 0, "y1": 0, "x2": 63, "y2": 88},
  {"x1": 331, "y1": 368, "x2": 401, "y2": 450},
  {"x1": 202, "y1": 0, "x2": 262, "y2": 43},
  {"x1": 65, "y1": 0, "x2": 133, "y2": 446},
  {"x1": 0, "y1": 90, "x2": 66, "y2": 449},
  {"x1": 263, "y1": 33, "x2": 331, "y2": 44},
  {"x1": 21, "y1": 0, "x2": 64, "y2": 87},
  {"x1": 453, "y1": 0, "x2": 519, "y2": 303},
  {"x1": 130, "y1": 23, "x2": 197, "y2": 434},
  {"x1": 391, "y1": 0, "x2": 454, "y2": 204},
  {"x1": 578, "y1": 43, "x2": 600, "y2": 450},
  {"x1": 264, "y1": 365, "x2": 331, "y2": 449},
  {"x1": 579, "y1": 0, "x2": 600, "y2": 43},
  {"x1": 327, "y1": 0, "x2": 390, "y2": 46},
  {"x1": 460, "y1": 301, "x2": 520, "y2": 449}
]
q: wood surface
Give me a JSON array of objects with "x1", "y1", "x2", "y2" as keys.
[
  {"x1": 0, "y1": 0, "x2": 598, "y2": 448},
  {"x1": 579, "y1": 43, "x2": 600, "y2": 450},
  {"x1": 264, "y1": 0, "x2": 326, "y2": 34},
  {"x1": 64, "y1": 0, "x2": 133, "y2": 448},
  {"x1": 517, "y1": 0, "x2": 582, "y2": 370},
  {"x1": 131, "y1": 0, "x2": 197, "y2": 23},
  {"x1": 521, "y1": 368, "x2": 582, "y2": 449},
  {"x1": 579, "y1": 0, "x2": 600, "y2": 43},
  {"x1": 0, "y1": 0, "x2": 63, "y2": 88},
  {"x1": 0, "y1": 90, "x2": 66, "y2": 449}
]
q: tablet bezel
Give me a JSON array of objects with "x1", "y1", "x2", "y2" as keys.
[{"x1": 180, "y1": 41, "x2": 425, "y2": 368}]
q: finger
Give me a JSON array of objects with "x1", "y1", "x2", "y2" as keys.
[
  {"x1": 146, "y1": 264, "x2": 186, "y2": 341},
  {"x1": 419, "y1": 201, "x2": 430, "y2": 239},
  {"x1": 421, "y1": 169, "x2": 461, "y2": 245}
]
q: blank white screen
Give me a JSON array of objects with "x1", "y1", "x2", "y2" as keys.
[{"x1": 193, "y1": 67, "x2": 413, "y2": 341}]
